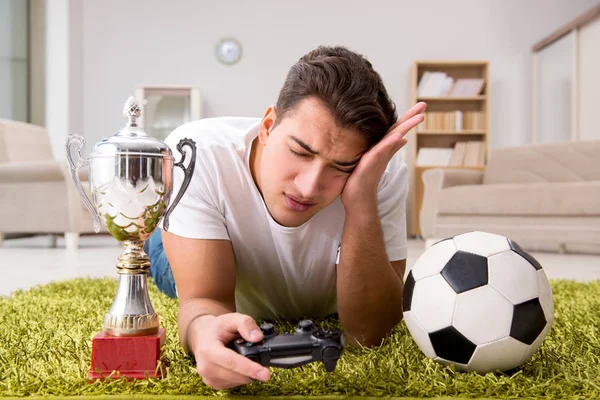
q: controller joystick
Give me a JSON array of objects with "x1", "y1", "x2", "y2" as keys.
[
  {"x1": 296, "y1": 319, "x2": 314, "y2": 332},
  {"x1": 260, "y1": 323, "x2": 276, "y2": 336}
]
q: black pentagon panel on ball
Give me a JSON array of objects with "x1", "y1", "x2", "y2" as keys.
[
  {"x1": 403, "y1": 271, "x2": 416, "y2": 312},
  {"x1": 508, "y1": 239, "x2": 543, "y2": 270},
  {"x1": 441, "y1": 251, "x2": 489, "y2": 293},
  {"x1": 429, "y1": 326, "x2": 477, "y2": 365},
  {"x1": 510, "y1": 298, "x2": 547, "y2": 345}
]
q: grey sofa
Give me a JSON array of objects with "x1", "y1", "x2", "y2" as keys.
[
  {"x1": 0, "y1": 119, "x2": 104, "y2": 249},
  {"x1": 419, "y1": 140, "x2": 600, "y2": 253}
]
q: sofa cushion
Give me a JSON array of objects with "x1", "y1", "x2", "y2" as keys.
[
  {"x1": 484, "y1": 140, "x2": 600, "y2": 185},
  {"x1": 0, "y1": 119, "x2": 53, "y2": 163},
  {"x1": 438, "y1": 181, "x2": 600, "y2": 216}
]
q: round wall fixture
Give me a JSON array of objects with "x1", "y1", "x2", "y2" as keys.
[{"x1": 215, "y1": 38, "x2": 242, "y2": 65}]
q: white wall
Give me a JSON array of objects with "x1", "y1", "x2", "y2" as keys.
[
  {"x1": 44, "y1": 0, "x2": 71, "y2": 159},
  {"x1": 45, "y1": 0, "x2": 70, "y2": 159},
  {"x1": 578, "y1": 14, "x2": 600, "y2": 141},
  {"x1": 45, "y1": 0, "x2": 84, "y2": 159},
  {"x1": 48, "y1": 0, "x2": 600, "y2": 157}
]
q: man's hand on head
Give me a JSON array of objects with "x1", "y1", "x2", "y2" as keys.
[{"x1": 340, "y1": 102, "x2": 427, "y2": 215}]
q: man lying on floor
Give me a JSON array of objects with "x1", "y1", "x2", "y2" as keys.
[{"x1": 145, "y1": 45, "x2": 426, "y2": 390}]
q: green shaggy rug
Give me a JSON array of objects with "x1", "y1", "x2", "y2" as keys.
[{"x1": 1, "y1": 278, "x2": 599, "y2": 399}]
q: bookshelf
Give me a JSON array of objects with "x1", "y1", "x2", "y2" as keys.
[{"x1": 407, "y1": 61, "x2": 490, "y2": 237}]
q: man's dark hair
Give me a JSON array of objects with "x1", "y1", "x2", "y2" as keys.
[{"x1": 275, "y1": 45, "x2": 398, "y2": 147}]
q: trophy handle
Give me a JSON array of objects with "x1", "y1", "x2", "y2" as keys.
[
  {"x1": 65, "y1": 134, "x2": 102, "y2": 233},
  {"x1": 163, "y1": 138, "x2": 197, "y2": 232}
]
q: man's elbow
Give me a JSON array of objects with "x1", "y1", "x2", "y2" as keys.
[
  {"x1": 344, "y1": 314, "x2": 404, "y2": 348},
  {"x1": 345, "y1": 332, "x2": 384, "y2": 347}
]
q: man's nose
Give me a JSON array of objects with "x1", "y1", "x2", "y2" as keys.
[{"x1": 295, "y1": 163, "x2": 324, "y2": 198}]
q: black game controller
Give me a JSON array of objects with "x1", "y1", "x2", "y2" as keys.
[{"x1": 227, "y1": 320, "x2": 344, "y2": 372}]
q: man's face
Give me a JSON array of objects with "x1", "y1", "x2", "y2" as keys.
[{"x1": 255, "y1": 97, "x2": 369, "y2": 227}]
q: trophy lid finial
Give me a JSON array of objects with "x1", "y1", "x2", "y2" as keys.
[
  {"x1": 90, "y1": 96, "x2": 172, "y2": 157},
  {"x1": 123, "y1": 96, "x2": 142, "y2": 127}
]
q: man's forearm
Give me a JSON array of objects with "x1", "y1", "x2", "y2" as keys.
[
  {"x1": 336, "y1": 208, "x2": 404, "y2": 347},
  {"x1": 178, "y1": 298, "x2": 234, "y2": 354}
]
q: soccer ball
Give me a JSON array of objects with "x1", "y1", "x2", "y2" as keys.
[{"x1": 403, "y1": 231, "x2": 554, "y2": 374}]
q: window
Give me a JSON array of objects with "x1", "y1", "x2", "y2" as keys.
[{"x1": 0, "y1": 0, "x2": 30, "y2": 122}]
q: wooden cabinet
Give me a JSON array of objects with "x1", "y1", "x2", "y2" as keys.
[{"x1": 407, "y1": 61, "x2": 490, "y2": 237}]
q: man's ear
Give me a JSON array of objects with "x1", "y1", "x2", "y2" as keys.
[{"x1": 259, "y1": 105, "x2": 277, "y2": 145}]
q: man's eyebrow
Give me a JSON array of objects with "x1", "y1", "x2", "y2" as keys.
[
  {"x1": 290, "y1": 135, "x2": 362, "y2": 167},
  {"x1": 290, "y1": 136, "x2": 318, "y2": 155}
]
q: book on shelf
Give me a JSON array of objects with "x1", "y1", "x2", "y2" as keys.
[
  {"x1": 417, "y1": 141, "x2": 486, "y2": 168},
  {"x1": 416, "y1": 147, "x2": 454, "y2": 166},
  {"x1": 450, "y1": 140, "x2": 486, "y2": 167},
  {"x1": 417, "y1": 72, "x2": 485, "y2": 97},
  {"x1": 417, "y1": 111, "x2": 485, "y2": 132},
  {"x1": 449, "y1": 142, "x2": 467, "y2": 166},
  {"x1": 462, "y1": 141, "x2": 480, "y2": 166},
  {"x1": 448, "y1": 78, "x2": 485, "y2": 97},
  {"x1": 417, "y1": 72, "x2": 453, "y2": 97}
]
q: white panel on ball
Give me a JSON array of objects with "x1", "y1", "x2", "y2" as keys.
[
  {"x1": 467, "y1": 336, "x2": 530, "y2": 373},
  {"x1": 411, "y1": 275, "x2": 458, "y2": 332},
  {"x1": 453, "y1": 286, "x2": 513, "y2": 345},
  {"x1": 537, "y1": 270, "x2": 555, "y2": 324},
  {"x1": 411, "y1": 239, "x2": 457, "y2": 281},
  {"x1": 488, "y1": 251, "x2": 539, "y2": 304},
  {"x1": 453, "y1": 231, "x2": 511, "y2": 257},
  {"x1": 403, "y1": 311, "x2": 437, "y2": 359}
]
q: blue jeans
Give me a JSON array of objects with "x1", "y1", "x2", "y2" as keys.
[{"x1": 145, "y1": 229, "x2": 178, "y2": 298}]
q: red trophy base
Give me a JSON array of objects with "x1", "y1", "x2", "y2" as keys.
[{"x1": 88, "y1": 328, "x2": 167, "y2": 380}]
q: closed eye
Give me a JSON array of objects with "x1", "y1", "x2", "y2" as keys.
[
  {"x1": 290, "y1": 148, "x2": 354, "y2": 173},
  {"x1": 289, "y1": 148, "x2": 310, "y2": 158},
  {"x1": 334, "y1": 166, "x2": 354, "y2": 174}
]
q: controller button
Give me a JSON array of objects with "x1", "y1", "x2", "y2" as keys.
[
  {"x1": 323, "y1": 347, "x2": 339, "y2": 359},
  {"x1": 298, "y1": 320, "x2": 314, "y2": 331},
  {"x1": 313, "y1": 329, "x2": 329, "y2": 339},
  {"x1": 260, "y1": 323, "x2": 275, "y2": 335}
]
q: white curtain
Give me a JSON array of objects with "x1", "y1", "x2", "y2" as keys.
[
  {"x1": 534, "y1": 13, "x2": 600, "y2": 144},
  {"x1": 578, "y1": 16, "x2": 600, "y2": 141},
  {"x1": 535, "y1": 31, "x2": 574, "y2": 144}
]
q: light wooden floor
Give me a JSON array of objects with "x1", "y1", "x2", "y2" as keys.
[{"x1": 1, "y1": 234, "x2": 599, "y2": 297}]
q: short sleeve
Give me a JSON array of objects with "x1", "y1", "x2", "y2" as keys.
[
  {"x1": 376, "y1": 152, "x2": 409, "y2": 261},
  {"x1": 159, "y1": 136, "x2": 229, "y2": 240}
]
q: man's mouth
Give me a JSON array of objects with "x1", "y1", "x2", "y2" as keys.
[{"x1": 284, "y1": 194, "x2": 316, "y2": 212}]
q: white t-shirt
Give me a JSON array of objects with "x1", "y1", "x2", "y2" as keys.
[{"x1": 162, "y1": 117, "x2": 408, "y2": 321}]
